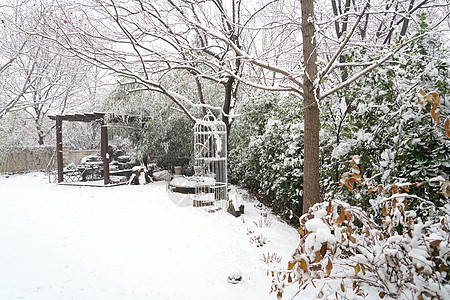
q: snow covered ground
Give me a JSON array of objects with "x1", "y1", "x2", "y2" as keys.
[{"x1": 0, "y1": 172, "x2": 299, "y2": 300}]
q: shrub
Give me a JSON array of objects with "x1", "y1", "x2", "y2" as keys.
[
  {"x1": 271, "y1": 156, "x2": 450, "y2": 299},
  {"x1": 230, "y1": 93, "x2": 304, "y2": 220},
  {"x1": 320, "y1": 23, "x2": 450, "y2": 208}
]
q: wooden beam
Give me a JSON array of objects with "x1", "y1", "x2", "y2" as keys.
[
  {"x1": 49, "y1": 112, "x2": 150, "y2": 124},
  {"x1": 84, "y1": 113, "x2": 96, "y2": 119},
  {"x1": 65, "y1": 115, "x2": 77, "y2": 121},
  {"x1": 56, "y1": 116, "x2": 63, "y2": 183},
  {"x1": 94, "y1": 112, "x2": 106, "y2": 120},
  {"x1": 101, "y1": 125, "x2": 109, "y2": 185}
]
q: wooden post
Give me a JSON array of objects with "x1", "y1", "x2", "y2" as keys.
[
  {"x1": 56, "y1": 116, "x2": 63, "y2": 183},
  {"x1": 101, "y1": 124, "x2": 109, "y2": 185}
]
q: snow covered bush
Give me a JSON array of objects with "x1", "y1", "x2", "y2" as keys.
[
  {"x1": 230, "y1": 93, "x2": 304, "y2": 220},
  {"x1": 272, "y1": 156, "x2": 450, "y2": 299},
  {"x1": 320, "y1": 19, "x2": 450, "y2": 210}
]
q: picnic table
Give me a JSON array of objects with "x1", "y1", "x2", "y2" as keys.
[{"x1": 78, "y1": 162, "x2": 103, "y2": 181}]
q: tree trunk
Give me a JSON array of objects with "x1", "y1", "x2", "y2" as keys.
[
  {"x1": 223, "y1": 76, "x2": 234, "y2": 139},
  {"x1": 301, "y1": 0, "x2": 320, "y2": 214},
  {"x1": 37, "y1": 132, "x2": 44, "y2": 145}
]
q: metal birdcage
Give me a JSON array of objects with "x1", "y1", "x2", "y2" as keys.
[{"x1": 193, "y1": 112, "x2": 228, "y2": 210}]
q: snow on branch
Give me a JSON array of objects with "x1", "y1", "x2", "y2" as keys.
[
  {"x1": 320, "y1": 33, "x2": 425, "y2": 100},
  {"x1": 186, "y1": 19, "x2": 305, "y2": 93},
  {"x1": 319, "y1": 2, "x2": 369, "y2": 82}
]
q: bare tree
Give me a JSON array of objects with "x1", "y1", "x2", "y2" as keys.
[
  {"x1": 26, "y1": 0, "x2": 255, "y2": 138},
  {"x1": 0, "y1": 22, "x2": 37, "y2": 118},
  {"x1": 0, "y1": 0, "x2": 98, "y2": 145}
]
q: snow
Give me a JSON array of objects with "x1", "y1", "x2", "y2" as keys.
[
  {"x1": 303, "y1": 218, "x2": 337, "y2": 257},
  {"x1": 0, "y1": 172, "x2": 299, "y2": 300},
  {"x1": 169, "y1": 176, "x2": 215, "y2": 188},
  {"x1": 305, "y1": 217, "x2": 328, "y2": 233},
  {"x1": 331, "y1": 139, "x2": 356, "y2": 159}
]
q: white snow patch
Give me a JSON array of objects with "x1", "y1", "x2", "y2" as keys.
[
  {"x1": 0, "y1": 172, "x2": 298, "y2": 300},
  {"x1": 305, "y1": 217, "x2": 328, "y2": 233}
]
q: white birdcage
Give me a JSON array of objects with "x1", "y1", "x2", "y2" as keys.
[{"x1": 193, "y1": 112, "x2": 228, "y2": 210}]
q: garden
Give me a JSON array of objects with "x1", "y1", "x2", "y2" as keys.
[{"x1": 0, "y1": 1, "x2": 449, "y2": 299}]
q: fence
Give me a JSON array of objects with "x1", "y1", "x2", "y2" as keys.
[{"x1": 0, "y1": 147, "x2": 98, "y2": 174}]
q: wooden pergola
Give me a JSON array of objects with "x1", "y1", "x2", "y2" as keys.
[{"x1": 48, "y1": 112, "x2": 149, "y2": 185}]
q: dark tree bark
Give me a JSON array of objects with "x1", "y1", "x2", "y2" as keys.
[{"x1": 301, "y1": 0, "x2": 320, "y2": 214}]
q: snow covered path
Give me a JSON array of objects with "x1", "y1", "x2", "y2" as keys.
[{"x1": 0, "y1": 173, "x2": 298, "y2": 300}]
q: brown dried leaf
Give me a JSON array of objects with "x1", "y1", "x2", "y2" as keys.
[
  {"x1": 326, "y1": 258, "x2": 333, "y2": 275},
  {"x1": 288, "y1": 260, "x2": 296, "y2": 270},
  {"x1": 336, "y1": 207, "x2": 346, "y2": 225},
  {"x1": 430, "y1": 91, "x2": 440, "y2": 105},
  {"x1": 391, "y1": 184, "x2": 400, "y2": 194},
  {"x1": 376, "y1": 185, "x2": 383, "y2": 195},
  {"x1": 401, "y1": 185, "x2": 410, "y2": 193},
  {"x1": 298, "y1": 227, "x2": 304, "y2": 236},
  {"x1": 320, "y1": 242, "x2": 327, "y2": 257},
  {"x1": 345, "y1": 210, "x2": 352, "y2": 221},
  {"x1": 344, "y1": 180, "x2": 354, "y2": 191},
  {"x1": 441, "y1": 181, "x2": 450, "y2": 198},
  {"x1": 349, "y1": 235, "x2": 356, "y2": 243},
  {"x1": 348, "y1": 158, "x2": 355, "y2": 166},
  {"x1": 341, "y1": 282, "x2": 345, "y2": 292},
  {"x1": 418, "y1": 89, "x2": 426, "y2": 105},
  {"x1": 351, "y1": 166, "x2": 361, "y2": 175},
  {"x1": 444, "y1": 118, "x2": 450, "y2": 138},
  {"x1": 430, "y1": 240, "x2": 441, "y2": 247},
  {"x1": 382, "y1": 204, "x2": 388, "y2": 217},
  {"x1": 439, "y1": 264, "x2": 447, "y2": 272},
  {"x1": 327, "y1": 198, "x2": 332, "y2": 215},
  {"x1": 299, "y1": 258, "x2": 308, "y2": 273},
  {"x1": 379, "y1": 292, "x2": 386, "y2": 298},
  {"x1": 421, "y1": 91, "x2": 441, "y2": 126},
  {"x1": 431, "y1": 104, "x2": 440, "y2": 126},
  {"x1": 355, "y1": 264, "x2": 360, "y2": 276},
  {"x1": 314, "y1": 251, "x2": 323, "y2": 263},
  {"x1": 351, "y1": 176, "x2": 362, "y2": 184}
]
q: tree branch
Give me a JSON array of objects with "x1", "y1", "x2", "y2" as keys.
[
  {"x1": 319, "y1": 2, "x2": 369, "y2": 81},
  {"x1": 320, "y1": 34, "x2": 422, "y2": 100}
]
